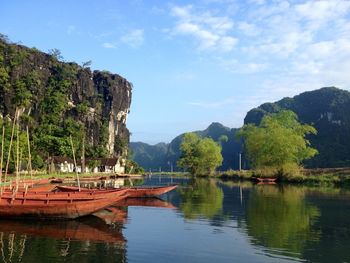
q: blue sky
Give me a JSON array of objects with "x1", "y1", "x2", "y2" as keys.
[{"x1": 1, "y1": 0, "x2": 350, "y2": 144}]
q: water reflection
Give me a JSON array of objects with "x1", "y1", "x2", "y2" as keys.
[
  {"x1": 179, "y1": 178, "x2": 224, "y2": 219},
  {"x1": 0, "y1": 197, "x2": 175, "y2": 263},
  {"x1": 1, "y1": 177, "x2": 350, "y2": 263},
  {"x1": 245, "y1": 185, "x2": 320, "y2": 258}
]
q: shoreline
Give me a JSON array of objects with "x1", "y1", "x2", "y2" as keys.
[{"x1": 145, "y1": 168, "x2": 350, "y2": 187}]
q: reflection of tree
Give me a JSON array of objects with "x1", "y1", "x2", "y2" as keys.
[
  {"x1": 179, "y1": 178, "x2": 223, "y2": 219},
  {"x1": 246, "y1": 186, "x2": 320, "y2": 256},
  {"x1": 0, "y1": 219, "x2": 126, "y2": 262}
]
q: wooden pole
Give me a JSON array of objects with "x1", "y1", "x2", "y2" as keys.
[
  {"x1": 239, "y1": 153, "x2": 242, "y2": 171},
  {"x1": 70, "y1": 135, "x2": 80, "y2": 191},
  {"x1": 15, "y1": 117, "x2": 20, "y2": 190},
  {"x1": 26, "y1": 126, "x2": 33, "y2": 181},
  {"x1": 82, "y1": 132, "x2": 85, "y2": 174},
  {"x1": 0, "y1": 124, "x2": 5, "y2": 184},
  {"x1": 4, "y1": 108, "x2": 17, "y2": 184}
]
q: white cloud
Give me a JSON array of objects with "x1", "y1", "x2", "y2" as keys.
[
  {"x1": 102, "y1": 42, "x2": 117, "y2": 49},
  {"x1": 295, "y1": 1, "x2": 350, "y2": 22},
  {"x1": 188, "y1": 98, "x2": 235, "y2": 109},
  {"x1": 169, "y1": 1, "x2": 350, "y2": 101},
  {"x1": 237, "y1": 22, "x2": 260, "y2": 36},
  {"x1": 170, "y1": 5, "x2": 237, "y2": 52},
  {"x1": 120, "y1": 29, "x2": 144, "y2": 48},
  {"x1": 220, "y1": 59, "x2": 267, "y2": 74},
  {"x1": 101, "y1": 29, "x2": 144, "y2": 49},
  {"x1": 67, "y1": 25, "x2": 76, "y2": 35}
]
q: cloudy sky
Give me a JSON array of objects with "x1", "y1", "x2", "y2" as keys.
[{"x1": 1, "y1": 0, "x2": 350, "y2": 144}]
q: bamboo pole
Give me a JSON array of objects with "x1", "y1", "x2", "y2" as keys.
[
  {"x1": 4, "y1": 108, "x2": 17, "y2": 184},
  {"x1": 26, "y1": 126, "x2": 33, "y2": 181},
  {"x1": 15, "y1": 117, "x2": 20, "y2": 191},
  {"x1": 70, "y1": 135, "x2": 80, "y2": 191},
  {"x1": 0, "y1": 124, "x2": 4, "y2": 185},
  {"x1": 82, "y1": 132, "x2": 85, "y2": 174}
]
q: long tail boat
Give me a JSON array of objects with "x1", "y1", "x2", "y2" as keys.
[
  {"x1": 0, "y1": 188, "x2": 129, "y2": 219},
  {"x1": 56, "y1": 184, "x2": 178, "y2": 197}
]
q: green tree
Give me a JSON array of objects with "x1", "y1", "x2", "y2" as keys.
[
  {"x1": 238, "y1": 110, "x2": 318, "y2": 177},
  {"x1": 177, "y1": 133, "x2": 223, "y2": 176}
]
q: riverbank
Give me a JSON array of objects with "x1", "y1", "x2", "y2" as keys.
[
  {"x1": 216, "y1": 168, "x2": 350, "y2": 187},
  {"x1": 147, "y1": 168, "x2": 350, "y2": 187}
]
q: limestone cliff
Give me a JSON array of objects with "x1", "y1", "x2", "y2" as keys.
[{"x1": 0, "y1": 37, "x2": 132, "y2": 171}]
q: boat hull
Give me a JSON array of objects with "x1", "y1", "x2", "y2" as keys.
[
  {"x1": 0, "y1": 189, "x2": 129, "y2": 219},
  {"x1": 56, "y1": 185, "x2": 178, "y2": 198}
]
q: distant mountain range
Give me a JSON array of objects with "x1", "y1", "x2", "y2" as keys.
[
  {"x1": 130, "y1": 122, "x2": 242, "y2": 172},
  {"x1": 130, "y1": 87, "x2": 350, "y2": 171}
]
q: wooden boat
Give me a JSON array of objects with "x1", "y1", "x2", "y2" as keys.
[
  {"x1": 255, "y1": 177, "x2": 277, "y2": 185},
  {"x1": 56, "y1": 184, "x2": 178, "y2": 197},
  {"x1": 127, "y1": 185, "x2": 178, "y2": 197},
  {"x1": 0, "y1": 188, "x2": 129, "y2": 219}
]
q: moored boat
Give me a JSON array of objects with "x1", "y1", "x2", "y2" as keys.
[
  {"x1": 56, "y1": 184, "x2": 178, "y2": 197},
  {"x1": 126, "y1": 185, "x2": 178, "y2": 197},
  {"x1": 0, "y1": 188, "x2": 129, "y2": 219},
  {"x1": 255, "y1": 177, "x2": 277, "y2": 185}
]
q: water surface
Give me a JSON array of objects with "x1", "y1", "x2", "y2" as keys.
[{"x1": 1, "y1": 176, "x2": 350, "y2": 262}]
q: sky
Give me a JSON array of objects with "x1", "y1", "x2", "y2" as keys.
[{"x1": 1, "y1": 0, "x2": 350, "y2": 144}]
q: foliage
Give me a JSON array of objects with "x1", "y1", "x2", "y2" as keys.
[
  {"x1": 238, "y1": 110, "x2": 318, "y2": 177},
  {"x1": 177, "y1": 133, "x2": 223, "y2": 176},
  {"x1": 245, "y1": 87, "x2": 350, "y2": 168},
  {"x1": 130, "y1": 122, "x2": 242, "y2": 172},
  {"x1": 114, "y1": 135, "x2": 128, "y2": 156},
  {"x1": 125, "y1": 159, "x2": 144, "y2": 174},
  {"x1": 48, "y1": 48, "x2": 63, "y2": 60},
  {"x1": 87, "y1": 159, "x2": 101, "y2": 170}
]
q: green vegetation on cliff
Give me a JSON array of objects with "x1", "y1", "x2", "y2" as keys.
[{"x1": 0, "y1": 36, "x2": 132, "y2": 172}]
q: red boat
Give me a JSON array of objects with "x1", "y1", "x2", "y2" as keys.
[
  {"x1": 255, "y1": 177, "x2": 277, "y2": 185},
  {"x1": 56, "y1": 184, "x2": 178, "y2": 197},
  {"x1": 0, "y1": 188, "x2": 129, "y2": 219},
  {"x1": 126, "y1": 185, "x2": 178, "y2": 197}
]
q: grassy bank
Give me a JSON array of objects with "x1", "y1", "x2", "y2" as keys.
[{"x1": 213, "y1": 168, "x2": 350, "y2": 187}]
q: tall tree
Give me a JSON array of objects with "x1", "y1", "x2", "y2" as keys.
[
  {"x1": 177, "y1": 133, "x2": 223, "y2": 176},
  {"x1": 238, "y1": 110, "x2": 318, "y2": 177}
]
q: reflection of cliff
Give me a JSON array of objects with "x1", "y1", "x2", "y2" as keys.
[
  {"x1": 179, "y1": 179, "x2": 224, "y2": 219},
  {"x1": 245, "y1": 186, "x2": 320, "y2": 257}
]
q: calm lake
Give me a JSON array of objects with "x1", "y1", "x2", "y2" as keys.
[{"x1": 0, "y1": 176, "x2": 350, "y2": 263}]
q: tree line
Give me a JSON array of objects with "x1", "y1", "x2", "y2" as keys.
[{"x1": 177, "y1": 110, "x2": 318, "y2": 177}]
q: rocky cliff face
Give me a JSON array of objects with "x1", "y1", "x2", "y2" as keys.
[{"x1": 0, "y1": 38, "x2": 132, "y2": 170}]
